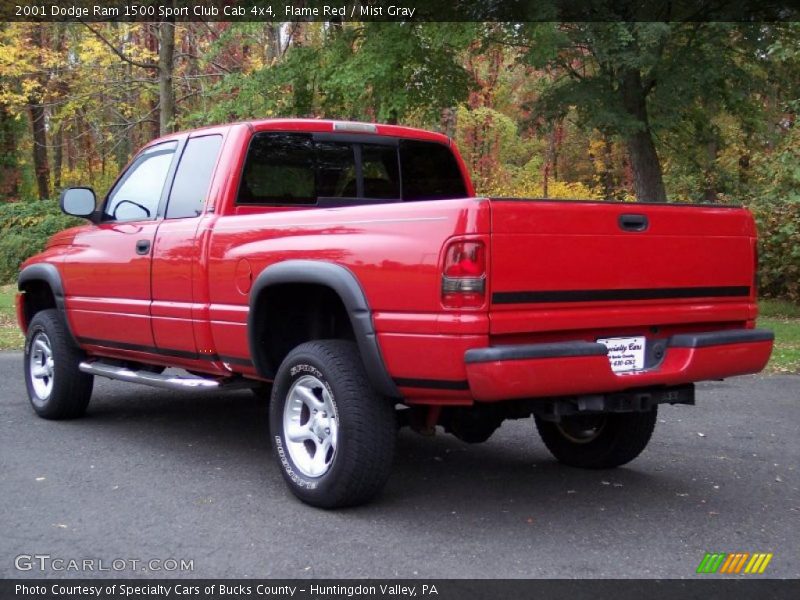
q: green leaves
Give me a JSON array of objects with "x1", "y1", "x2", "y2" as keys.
[
  {"x1": 192, "y1": 23, "x2": 473, "y2": 125},
  {"x1": 0, "y1": 200, "x2": 81, "y2": 284}
]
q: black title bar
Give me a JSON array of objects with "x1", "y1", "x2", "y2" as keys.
[{"x1": 3, "y1": 0, "x2": 800, "y2": 22}]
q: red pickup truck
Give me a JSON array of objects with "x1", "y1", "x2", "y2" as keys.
[{"x1": 17, "y1": 119, "x2": 773, "y2": 508}]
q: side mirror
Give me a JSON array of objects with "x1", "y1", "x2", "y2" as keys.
[{"x1": 59, "y1": 187, "x2": 96, "y2": 219}]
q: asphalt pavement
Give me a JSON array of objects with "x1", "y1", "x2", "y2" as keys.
[{"x1": 0, "y1": 351, "x2": 798, "y2": 578}]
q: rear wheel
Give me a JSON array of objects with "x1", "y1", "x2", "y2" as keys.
[
  {"x1": 534, "y1": 408, "x2": 657, "y2": 469},
  {"x1": 24, "y1": 309, "x2": 93, "y2": 419},
  {"x1": 269, "y1": 340, "x2": 396, "y2": 508}
]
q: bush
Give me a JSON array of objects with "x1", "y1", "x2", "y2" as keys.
[
  {"x1": 480, "y1": 167, "x2": 604, "y2": 200},
  {"x1": 0, "y1": 200, "x2": 81, "y2": 284},
  {"x1": 750, "y1": 201, "x2": 800, "y2": 302}
]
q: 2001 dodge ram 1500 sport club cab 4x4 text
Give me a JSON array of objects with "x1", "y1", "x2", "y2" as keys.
[{"x1": 17, "y1": 119, "x2": 774, "y2": 507}]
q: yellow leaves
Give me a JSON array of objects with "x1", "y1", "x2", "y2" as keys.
[
  {"x1": 78, "y1": 23, "x2": 157, "y2": 68},
  {"x1": 0, "y1": 43, "x2": 19, "y2": 67},
  {"x1": 77, "y1": 33, "x2": 115, "y2": 66},
  {"x1": 0, "y1": 24, "x2": 53, "y2": 109},
  {"x1": 479, "y1": 169, "x2": 603, "y2": 200},
  {"x1": 20, "y1": 79, "x2": 41, "y2": 97}
]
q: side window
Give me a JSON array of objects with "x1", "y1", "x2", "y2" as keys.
[
  {"x1": 167, "y1": 135, "x2": 223, "y2": 219},
  {"x1": 400, "y1": 140, "x2": 467, "y2": 201},
  {"x1": 105, "y1": 142, "x2": 177, "y2": 221},
  {"x1": 238, "y1": 133, "x2": 316, "y2": 205}
]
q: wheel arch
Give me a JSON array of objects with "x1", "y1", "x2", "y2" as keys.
[
  {"x1": 248, "y1": 260, "x2": 399, "y2": 398},
  {"x1": 17, "y1": 263, "x2": 78, "y2": 344}
]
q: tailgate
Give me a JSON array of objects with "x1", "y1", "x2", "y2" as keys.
[{"x1": 488, "y1": 199, "x2": 758, "y2": 335}]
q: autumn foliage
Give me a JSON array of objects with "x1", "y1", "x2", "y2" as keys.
[{"x1": 0, "y1": 22, "x2": 798, "y2": 297}]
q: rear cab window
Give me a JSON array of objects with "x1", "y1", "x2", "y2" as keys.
[{"x1": 236, "y1": 132, "x2": 467, "y2": 207}]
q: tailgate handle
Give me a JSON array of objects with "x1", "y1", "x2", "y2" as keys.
[{"x1": 619, "y1": 214, "x2": 648, "y2": 232}]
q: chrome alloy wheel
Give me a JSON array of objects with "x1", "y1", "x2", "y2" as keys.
[
  {"x1": 29, "y1": 332, "x2": 55, "y2": 404},
  {"x1": 282, "y1": 375, "x2": 339, "y2": 478}
]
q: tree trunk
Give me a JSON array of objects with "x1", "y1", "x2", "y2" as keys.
[
  {"x1": 142, "y1": 24, "x2": 161, "y2": 140},
  {"x1": 27, "y1": 24, "x2": 50, "y2": 200},
  {"x1": 53, "y1": 123, "x2": 63, "y2": 191},
  {"x1": 620, "y1": 68, "x2": 667, "y2": 203},
  {"x1": 158, "y1": 21, "x2": 175, "y2": 135},
  {"x1": 116, "y1": 61, "x2": 133, "y2": 166},
  {"x1": 29, "y1": 101, "x2": 50, "y2": 200},
  {"x1": 266, "y1": 23, "x2": 282, "y2": 62},
  {"x1": 602, "y1": 132, "x2": 615, "y2": 200},
  {"x1": 0, "y1": 104, "x2": 21, "y2": 201},
  {"x1": 703, "y1": 138, "x2": 718, "y2": 203},
  {"x1": 51, "y1": 24, "x2": 67, "y2": 192}
]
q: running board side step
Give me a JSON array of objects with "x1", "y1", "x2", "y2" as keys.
[{"x1": 79, "y1": 361, "x2": 254, "y2": 391}]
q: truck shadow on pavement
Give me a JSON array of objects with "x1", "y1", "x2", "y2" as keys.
[{"x1": 77, "y1": 381, "x2": 704, "y2": 520}]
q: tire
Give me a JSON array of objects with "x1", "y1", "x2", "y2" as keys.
[
  {"x1": 269, "y1": 340, "x2": 396, "y2": 508},
  {"x1": 24, "y1": 309, "x2": 93, "y2": 420},
  {"x1": 534, "y1": 408, "x2": 657, "y2": 469}
]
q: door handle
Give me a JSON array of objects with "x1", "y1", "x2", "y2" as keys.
[
  {"x1": 135, "y1": 239, "x2": 151, "y2": 255},
  {"x1": 618, "y1": 214, "x2": 649, "y2": 232}
]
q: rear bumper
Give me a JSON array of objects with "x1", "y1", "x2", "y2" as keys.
[{"x1": 464, "y1": 328, "x2": 774, "y2": 401}]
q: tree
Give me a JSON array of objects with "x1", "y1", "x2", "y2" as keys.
[
  {"x1": 200, "y1": 23, "x2": 474, "y2": 126},
  {"x1": 513, "y1": 22, "x2": 772, "y2": 202},
  {"x1": 0, "y1": 23, "x2": 54, "y2": 199},
  {"x1": 84, "y1": 21, "x2": 176, "y2": 135},
  {"x1": 0, "y1": 104, "x2": 23, "y2": 200}
]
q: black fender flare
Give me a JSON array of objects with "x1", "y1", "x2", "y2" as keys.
[
  {"x1": 17, "y1": 263, "x2": 78, "y2": 345},
  {"x1": 248, "y1": 260, "x2": 400, "y2": 398}
]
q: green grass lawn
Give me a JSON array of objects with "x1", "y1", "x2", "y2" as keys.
[
  {"x1": 0, "y1": 284, "x2": 23, "y2": 351},
  {"x1": 758, "y1": 299, "x2": 800, "y2": 374},
  {"x1": 0, "y1": 284, "x2": 797, "y2": 373}
]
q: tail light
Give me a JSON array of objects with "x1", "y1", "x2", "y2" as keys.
[{"x1": 441, "y1": 240, "x2": 486, "y2": 308}]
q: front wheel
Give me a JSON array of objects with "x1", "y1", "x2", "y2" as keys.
[
  {"x1": 269, "y1": 340, "x2": 396, "y2": 508},
  {"x1": 24, "y1": 309, "x2": 93, "y2": 419},
  {"x1": 534, "y1": 408, "x2": 657, "y2": 469}
]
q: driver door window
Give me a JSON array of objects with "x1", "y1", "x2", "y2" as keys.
[{"x1": 105, "y1": 141, "x2": 177, "y2": 221}]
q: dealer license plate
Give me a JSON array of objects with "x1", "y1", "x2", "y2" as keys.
[{"x1": 597, "y1": 336, "x2": 646, "y2": 373}]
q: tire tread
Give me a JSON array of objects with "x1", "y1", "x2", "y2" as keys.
[
  {"x1": 270, "y1": 340, "x2": 395, "y2": 508},
  {"x1": 535, "y1": 409, "x2": 657, "y2": 469},
  {"x1": 24, "y1": 309, "x2": 93, "y2": 419}
]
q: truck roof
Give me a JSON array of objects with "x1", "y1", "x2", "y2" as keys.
[{"x1": 151, "y1": 118, "x2": 452, "y2": 146}]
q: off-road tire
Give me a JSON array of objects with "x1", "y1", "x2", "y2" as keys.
[
  {"x1": 24, "y1": 309, "x2": 93, "y2": 419},
  {"x1": 534, "y1": 408, "x2": 657, "y2": 469},
  {"x1": 269, "y1": 340, "x2": 396, "y2": 508}
]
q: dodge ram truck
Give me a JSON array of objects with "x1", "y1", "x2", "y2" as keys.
[{"x1": 17, "y1": 119, "x2": 774, "y2": 508}]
